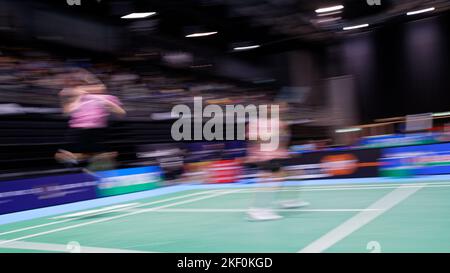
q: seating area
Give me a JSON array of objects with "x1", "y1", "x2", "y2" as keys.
[{"x1": 0, "y1": 46, "x2": 274, "y2": 179}]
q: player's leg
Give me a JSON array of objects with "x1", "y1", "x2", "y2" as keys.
[
  {"x1": 55, "y1": 128, "x2": 88, "y2": 167},
  {"x1": 85, "y1": 128, "x2": 117, "y2": 171},
  {"x1": 274, "y1": 159, "x2": 310, "y2": 209},
  {"x1": 55, "y1": 149, "x2": 78, "y2": 165},
  {"x1": 247, "y1": 161, "x2": 282, "y2": 221},
  {"x1": 88, "y1": 151, "x2": 118, "y2": 171}
]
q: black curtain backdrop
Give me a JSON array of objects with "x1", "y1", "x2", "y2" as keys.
[{"x1": 329, "y1": 10, "x2": 450, "y2": 123}]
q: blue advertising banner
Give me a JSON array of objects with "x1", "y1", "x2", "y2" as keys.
[
  {"x1": 380, "y1": 143, "x2": 450, "y2": 177},
  {"x1": 359, "y1": 133, "x2": 439, "y2": 148},
  {"x1": 95, "y1": 166, "x2": 163, "y2": 197},
  {"x1": 0, "y1": 173, "x2": 97, "y2": 215},
  {"x1": 289, "y1": 144, "x2": 316, "y2": 155},
  {"x1": 185, "y1": 141, "x2": 246, "y2": 162},
  {"x1": 223, "y1": 141, "x2": 246, "y2": 159},
  {"x1": 185, "y1": 142, "x2": 223, "y2": 163}
]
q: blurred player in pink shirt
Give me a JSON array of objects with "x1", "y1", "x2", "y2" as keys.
[{"x1": 55, "y1": 73, "x2": 125, "y2": 170}]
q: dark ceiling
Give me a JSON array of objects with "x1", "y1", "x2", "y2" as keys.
[{"x1": 12, "y1": 0, "x2": 450, "y2": 53}]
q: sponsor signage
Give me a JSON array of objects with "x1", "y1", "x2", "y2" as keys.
[
  {"x1": 95, "y1": 166, "x2": 163, "y2": 197},
  {"x1": 0, "y1": 173, "x2": 97, "y2": 215},
  {"x1": 358, "y1": 133, "x2": 439, "y2": 149},
  {"x1": 380, "y1": 143, "x2": 450, "y2": 177},
  {"x1": 207, "y1": 160, "x2": 242, "y2": 183},
  {"x1": 284, "y1": 149, "x2": 380, "y2": 180},
  {"x1": 289, "y1": 144, "x2": 316, "y2": 155},
  {"x1": 185, "y1": 141, "x2": 246, "y2": 163}
]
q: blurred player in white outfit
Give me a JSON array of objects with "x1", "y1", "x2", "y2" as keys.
[{"x1": 245, "y1": 102, "x2": 308, "y2": 221}]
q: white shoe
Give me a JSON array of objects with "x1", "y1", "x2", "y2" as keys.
[
  {"x1": 278, "y1": 200, "x2": 310, "y2": 209},
  {"x1": 247, "y1": 208, "x2": 283, "y2": 221}
]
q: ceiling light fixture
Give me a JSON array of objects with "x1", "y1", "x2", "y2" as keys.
[
  {"x1": 121, "y1": 12, "x2": 157, "y2": 19},
  {"x1": 335, "y1": 128, "x2": 362, "y2": 133},
  {"x1": 407, "y1": 7, "x2": 435, "y2": 16},
  {"x1": 185, "y1": 31, "x2": 218, "y2": 38},
  {"x1": 433, "y1": 111, "x2": 450, "y2": 117},
  {"x1": 233, "y1": 45, "x2": 260, "y2": 51},
  {"x1": 315, "y1": 5, "x2": 344, "y2": 14},
  {"x1": 343, "y1": 23, "x2": 369, "y2": 30}
]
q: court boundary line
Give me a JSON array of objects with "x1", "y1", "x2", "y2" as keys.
[
  {"x1": 3, "y1": 183, "x2": 415, "y2": 238},
  {"x1": 2, "y1": 174, "x2": 450, "y2": 225},
  {"x1": 0, "y1": 239, "x2": 152, "y2": 253},
  {"x1": 0, "y1": 189, "x2": 241, "y2": 246},
  {"x1": 51, "y1": 203, "x2": 140, "y2": 219},
  {"x1": 0, "y1": 190, "x2": 218, "y2": 237},
  {"x1": 2, "y1": 180, "x2": 444, "y2": 243},
  {"x1": 0, "y1": 179, "x2": 441, "y2": 252},
  {"x1": 124, "y1": 208, "x2": 384, "y2": 213},
  {"x1": 232, "y1": 182, "x2": 450, "y2": 193},
  {"x1": 298, "y1": 184, "x2": 425, "y2": 253}
]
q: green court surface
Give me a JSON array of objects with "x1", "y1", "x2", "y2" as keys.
[{"x1": 1, "y1": 180, "x2": 450, "y2": 253}]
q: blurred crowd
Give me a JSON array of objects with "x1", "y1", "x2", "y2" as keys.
[{"x1": 0, "y1": 46, "x2": 273, "y2": 118}]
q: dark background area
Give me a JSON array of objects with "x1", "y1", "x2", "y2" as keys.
[
  {"x1": 2, "y1": 0, "x2": 450, "y2": 124},
  {"x1": 325, "y1": 10, "x2": 450, "y2": 123},
  {"x1": 1, "y1": 0, "x2": 450, "y2": 176}
]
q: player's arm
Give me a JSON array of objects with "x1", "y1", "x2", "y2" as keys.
[
  {"x1": 75, "y1": 84, "x2": 126, "y2": 116},
  {"x1": 62, "y1": 99, "x2": 79, "y2": 114},
  {"x1": 59, "y1": 87, "x2": 83, "y2": 114},
  {"x1": 106, "y1": 100, "x2": 126, "y2": 116},
  {"x1": 100, "y1": 95, "x2": 126, "y2": 116}
]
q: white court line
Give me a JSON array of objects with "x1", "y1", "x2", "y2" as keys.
[
  {"x1": 240, "y1": 185, "x2": 420, "y2": 193},
  {"x1": 236, "y1": 182, "x2": 450, "y2": 193},
  {"x1": 1, "y1": 181, "x2": 446, "y2": 240},
  {"x1": 51, "y1": 203, "x2": 140, "y2": 219},
  {"x1": 257, "y1": 180, "x2": 450, "y2": 190},
  {"x1": 0, "y1": 239, "x2": 150, "y2": 253},
  {"x1": 0, "y1": 190, "x2": 217, "y2": 237},
  {"x1": 0, "y1": 219, "x2": 75, "y2": 237},
  {"x1": 0, "y1": 189, "x2": 239, "y2": 246},
  {"x1": 2, "y1": 181, "x2": 448, "y2": 237},
  {"x1": 298, "y1": 184, "x2": 425, "y2": 253},
  {"x1": 123, "y1": 208, "x2": 383, "y2": 213}
]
